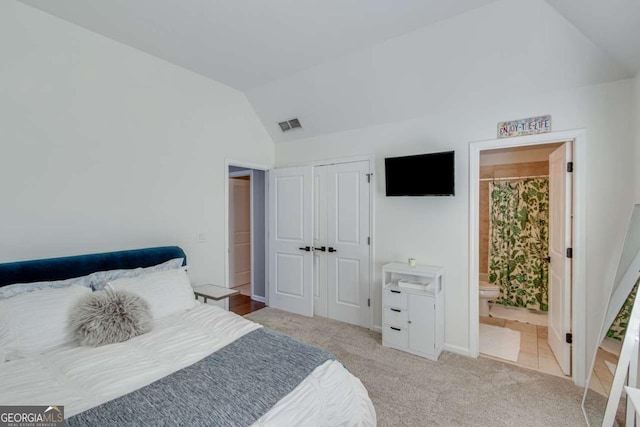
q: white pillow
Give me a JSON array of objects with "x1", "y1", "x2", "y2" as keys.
[
  {"x1": 0, "y1": 285, "x2": 92, "y2": 360},
  {"x1": 90, "y1": 257, "x2": 185, "y2": 291},
  {"x1": 0, "y1": 257, "x2": 185, "y2": 299},
  {"x1": 106, "y1": 269, "x2": 196, "y2": 320},
  {"x1": 0, "y1": 274, "x2": 94, "y2": 300}
]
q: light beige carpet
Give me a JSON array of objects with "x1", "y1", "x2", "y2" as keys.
[{"x1": 246, "y1": 307, "x2": 587, "y2": 427}]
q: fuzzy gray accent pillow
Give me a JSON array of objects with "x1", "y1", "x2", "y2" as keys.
[{"x1": 69, "y1": 290, "x2": 152, "y2": 346}]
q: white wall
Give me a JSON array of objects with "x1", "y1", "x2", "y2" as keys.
[
  {"x1": 276, "y1": 79, "x2": 636, "y2": 370},
  {"x1": 0, "y1": 1, "x2": 274, "y2": 287},
  {"x1": 636, "y1": 72, "x2": 640, "y2": 201}
]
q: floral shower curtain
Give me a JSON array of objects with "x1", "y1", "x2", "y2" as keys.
[{"x1": 489, "y1": 178, "x2": 549, "y2": 312}]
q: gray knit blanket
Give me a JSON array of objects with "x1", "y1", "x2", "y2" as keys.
[{"x1": 66, "y1": 328, "x2": 335, "y2": 427}]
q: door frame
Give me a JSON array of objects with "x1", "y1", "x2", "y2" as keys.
[
  {"x1": 229, "y1": 169, "x2": 254, "y2": 300},
  {"x1": 468, "y1": 129, "x2": 587, "y2": 386},
  {"x1": 224, "y1": 159, "x2": 269, "y2": 311},
  {"x1": 278, "y1": 154, "x2": 376, "y2": 330}
]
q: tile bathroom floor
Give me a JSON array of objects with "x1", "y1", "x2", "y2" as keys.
[{"x1": 480, "y1": 316, "x2": 567, "y2": 378}]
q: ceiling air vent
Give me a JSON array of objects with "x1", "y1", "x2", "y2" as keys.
[{"x1": 278, "y1": 118, "x2": 302, "y2": 132}]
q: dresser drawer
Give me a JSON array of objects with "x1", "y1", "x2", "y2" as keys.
[
  {"x1": 383, "y1": 288, "x2": 407, "y2": 309},
  {"x1": 383, "y1": 306, "x2": 408, "y2": 326},
  {"x1": 383, "y1": 325, "x2": 408, "y2": 348}
]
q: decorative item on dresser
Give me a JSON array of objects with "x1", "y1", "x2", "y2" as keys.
[{"x1": 381, "y1": 262, "x2": 444, "y2": 361}]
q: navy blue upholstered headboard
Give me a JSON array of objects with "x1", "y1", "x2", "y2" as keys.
[{"x1": 0, "y1": 246, "x2": 187, "y2": 287}]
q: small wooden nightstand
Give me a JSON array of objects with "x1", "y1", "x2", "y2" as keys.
[{"x1": 193, "y1": 284, "x2": 240, "y2": 304}]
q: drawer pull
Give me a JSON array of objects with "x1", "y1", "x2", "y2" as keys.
[
  {"x1": 390, "y1": 290, "x2": 401, "y2": 294},
  {"x1": 390, "y1": 327, "x2": 401, "y2": 331},
  {"x1": 390, "y1": 308, "x2": 401, "y2": 313}
]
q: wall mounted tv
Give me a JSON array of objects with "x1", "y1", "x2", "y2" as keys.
[{"x1": 385, "y1": 151, "x2": 455, "y2": 196}]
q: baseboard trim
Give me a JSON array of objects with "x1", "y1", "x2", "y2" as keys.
[
  {"x1": 373, "y1": 325, "x2": 382, "y2": 333},
  {"x1": 251, "y1": 295, "x2": 266, "y2": 303},
  {"x1": 444, "y1": 343, "x2": 472, "y2": 357}
]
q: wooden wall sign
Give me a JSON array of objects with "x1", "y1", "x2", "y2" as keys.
[{"x1": 498, "y1": 115, "x2": 551, "y2": 138}]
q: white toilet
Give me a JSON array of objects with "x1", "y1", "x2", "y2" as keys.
[{"x1": 479, "y1": 281, "x2": 500, "y2": 317}]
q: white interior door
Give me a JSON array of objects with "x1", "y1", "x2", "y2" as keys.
[
  {"x1": 325, "y1": 161, "x2": 371, "y2": 327},
  {"x1": 548, "y1": 142, "x2": 572, "y2": 375},
  {"x1": 230, "y1": 177, "x2": 251, "y2": 287},
  {"x1": 313, "y1": 166, "x2": 328, "y2": 317},
  {"x1": 268, "y1": 166, "x2": 314, "y2": 316}
]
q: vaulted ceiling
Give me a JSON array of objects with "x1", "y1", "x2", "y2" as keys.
[
  {"x1": 19, "y1": 0, "x2": 640, "y2": 142},
  {"x1": 545, "y1": 0, "x2": 640, "y2": 74},
  {"x1": 19, "y1": 0, "x2": 498, "y2": 90}
]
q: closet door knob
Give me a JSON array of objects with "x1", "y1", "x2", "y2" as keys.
[
  {"x1": 314, "y1": 246, "x2": 326, "y2": 252},
  {"x1": 328, "y1": 247, "x2": 337, "y2": 253},
  {"x1": 298, "y1": 246, "x2": 312, "y2": 252}
]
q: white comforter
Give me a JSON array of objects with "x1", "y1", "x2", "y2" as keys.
[{"x1": 0, "y1": 304, "x2": 376, "y2": 426}]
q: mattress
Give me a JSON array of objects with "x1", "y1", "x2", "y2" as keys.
[{"x1": 0, "y1": 303, "x2": 375, "y2": 426}]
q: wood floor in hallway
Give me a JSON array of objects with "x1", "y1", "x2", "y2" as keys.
[{"x1": 229, "y1": 293, "x2": 266, "y2": 316}]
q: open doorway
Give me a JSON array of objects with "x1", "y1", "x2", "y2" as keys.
[
  {"x1": 469, "y1": 129, "x2": 587, "y2": 386},
  {"x1": 227, "y1": 164, "x2": 267, "y2": 316},
  {"x1": 476, "y1": 143, "x2": 569, "y2": 377}
]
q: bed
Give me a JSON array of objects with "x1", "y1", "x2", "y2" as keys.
[{"x1": 0, "y1": 247, "x2": 376, "y2": 426}]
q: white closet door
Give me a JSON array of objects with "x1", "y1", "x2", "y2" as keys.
[
  {"x1": 268, "y1": 166, "x2": 314, "y2": 316},
  {"x1": 548, "y1": 142, "x2": 572, "y2": 375},
  {"x1": 313, "y1": 166, "x2": 328, "y2": 317},
  {"x1": 326, "y1": 161, "x2": 370, "y2": 327}
]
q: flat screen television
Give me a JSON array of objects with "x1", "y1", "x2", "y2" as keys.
[{"x1": 385, "y1": 151, "x2": 455, "y2": 196}]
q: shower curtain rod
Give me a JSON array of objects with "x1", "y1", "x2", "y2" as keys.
[{"x1": 479, "y1": 174, "x2": 549, "y2": 182}]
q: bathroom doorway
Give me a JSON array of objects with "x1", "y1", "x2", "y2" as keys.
[
  {"x1": 471, "y1": 135, "x2": 581, "y2": 381},
  {"x1": 477, "y1": 142, "x2": 568, "y2": 377}
]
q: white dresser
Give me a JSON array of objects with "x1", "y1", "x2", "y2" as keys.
[{"x1": 381, "y1": 262, "x2": 444, "y2": 361}]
